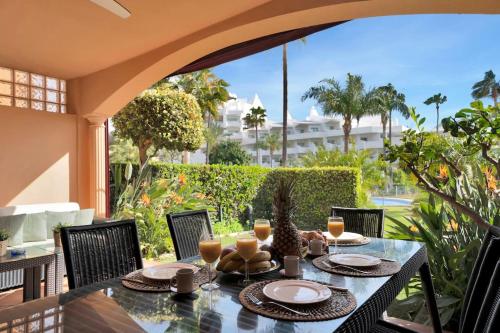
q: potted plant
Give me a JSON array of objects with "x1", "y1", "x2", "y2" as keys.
[
  {"x1": 52, "y1": 223, "x2": 70, "y2": 248},
  {"x1": 0, "y1": 229, "x2": 9, "y2": 256}
]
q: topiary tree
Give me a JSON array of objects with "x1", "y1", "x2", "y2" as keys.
[
  {"x1": 113, "y1": 85, "x2": 204, "y2": 165},
  {"x1": 209, "y1": 141, "x2": 251, "y2": 165}
]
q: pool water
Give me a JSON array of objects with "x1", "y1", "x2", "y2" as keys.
[{"x1": 371, "y1": 197, "x2": 412, "y2": 206}]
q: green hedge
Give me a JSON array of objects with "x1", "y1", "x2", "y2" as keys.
[
  {"x1": 111, "y1": 163, "x2": 361, "y2": 230},
  {"x1": 252, "y1": 167, "x2": 361, "y2": 230}
]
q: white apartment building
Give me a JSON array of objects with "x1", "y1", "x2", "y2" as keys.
[{"x1": 191, "y1": 94, "x2": 405, "y2": 167}]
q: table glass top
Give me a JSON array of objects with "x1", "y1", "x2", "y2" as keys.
[
  {"x1": 0, "y1": 238, "x2": 423, "y2": 333},
  {"x1": 0, "y1": 246, "x2": 55, "y2": 264}
]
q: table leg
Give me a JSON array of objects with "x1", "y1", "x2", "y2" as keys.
[
  {"x1": 45, "y1": 256, "x2": 56, "y2": 296},
  {"x1": 23, "y1": 268, "x2": 34, "y2": 302},
  {"x1": 419, "y1": 262, "x2": 443, "y2": 333},
  {"x1": 33, "y1": 266, "x2": 41, "y2": 299}
]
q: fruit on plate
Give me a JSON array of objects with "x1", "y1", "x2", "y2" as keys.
[
  {"x1": 220, "y1": 245, "x2": 236, "y2": 259},
  {"x1": 216, "y1": 250, "x2": 272, "y2": 273},
  {"x1": 237, "y1": 260, "x2": 272, "y2": 273}
]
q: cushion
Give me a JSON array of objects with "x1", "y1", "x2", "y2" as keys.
[
  {"x1": 74, "y1": 209, "x2": 95, "y2": 226},
  {"x1": 23, "y1": 212, "x2": 48, "y2": 242},
  {"x1": 45, "y1": 210, "x2": 77, "y2": 239},
  {"x1": 0, "y1": 214, "x2": 26, "y2": 246}
]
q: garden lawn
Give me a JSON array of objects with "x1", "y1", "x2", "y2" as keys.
[{"x1": 383, "y1": 205, "x2": 413, "y2": 235}]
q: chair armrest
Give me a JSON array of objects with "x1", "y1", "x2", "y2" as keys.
[{"x1": 382, "y1": 317, "x2": 453, "y2": 333}]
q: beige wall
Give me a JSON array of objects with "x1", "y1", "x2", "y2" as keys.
[{"x1": 0, "y1": 106, "x2": 81, "y2": 207}]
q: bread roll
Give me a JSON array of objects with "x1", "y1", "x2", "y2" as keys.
[
  {"x1": 238, "y1": 260, "x2": 272, "y2": 273},
  {"x1": 216, "y1": 250, "x2": 242, "y2": 271},
  {"x1": 248, "y1": 251, "x2": 271, "y2": 263},
  {"x1": 223, "y1": 259, "x2": 244, "y2": 273}
]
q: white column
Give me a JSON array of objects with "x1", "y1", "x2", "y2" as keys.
[{"x1": 87, "y1": 117, "x2": 107, "y2": 217}]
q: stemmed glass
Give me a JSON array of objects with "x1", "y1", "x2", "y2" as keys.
[
  {"x1": 328, "y1": 216, "x2": 344, "y2": 254},
  {"x1": 253, "y1": 219, "x2": 271, "y2": 245},
  {"x1": 199, "y1": 233, "x2": 222, "y2": 290},
  {"x1": 236, "y1": 233, "x2": 258, "y2": 286}
]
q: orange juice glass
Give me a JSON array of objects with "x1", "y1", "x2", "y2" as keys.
[
  {"x1": 328, "y1": 217, "x2": 344, "y2": 254},
  {"x1": 236, "y1": 234, "x2": 258, "y2": 285},
  {"x1": 199, "y1": 233, "x2": 221, "y2": 291},
  {"x1": 254, "y1": 219, "x2": 271, "y2": 242}
]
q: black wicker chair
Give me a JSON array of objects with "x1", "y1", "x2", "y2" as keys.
[
  {"x1": 369, "y1": 224, "x2": 500, "y2": 333},
  {"x1": 331, "y1": 207, "x2": 384, "y2": 238},
  {"x1": 60, "y1": 220, "x2": 143, "y2": 289},
  {"x1": 167, "y1": 209, "x2": 213, "y2": 260}
]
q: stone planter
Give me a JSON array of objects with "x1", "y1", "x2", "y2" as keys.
[
  {"x1": 0, "y1": 240, "x2": 7, "y2": 256},
  {"x1": 53, "y1": 232, "x2": 62, "y2": 248}
]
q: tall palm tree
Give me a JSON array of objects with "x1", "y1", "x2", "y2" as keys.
[
  {"x1": 174, "y1": 69, "x2": 231, "y2": 163},
  {"x1": 424, "y1": 93, "x2": 447, "y2": 133},
  {"x1": 374, "y1": 84, "x2": 409, "y2": 144},
  {"x1": 243, "y1": 106, "x2": 266, "y2": 165},
  {"x1": 204, "y1": 122, "x2": 224, "y2": 163},
  {"x1": 302, "y1": 73, "x2": 375, "y2": 153},
  {"x1": 472, "y1": 70, "x2": 500, "y2": 105},
  {"x1": 282, "y1": 38, "x2": 307, "y2": 167},
  {"x1": 261, "y1": 132, "x2": 281, "y2": 167}
]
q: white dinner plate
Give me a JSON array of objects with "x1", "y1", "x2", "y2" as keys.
[
  {"x1": 329, "y1": 254, "x2": 381, "y2": 267},
  {"x1": 142, "y1": 263, "x2": 200, "y2": 281},
  {"x1": 262, "y1": 280, "x2": 332, "y2": 304},
  {"x1": 322, "y1": 231, "x2": 364, "y2": 243}
]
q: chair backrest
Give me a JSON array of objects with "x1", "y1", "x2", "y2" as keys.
[
  {"x1": 459, "y1": 225, "x2": 500, "y2": 333},
  {"x1": 331, "y1": 207, "x2": 384, "y2": 238},
  {"x1": 167, "y1": 210, "x2": 213, "y2": 260},
  {"x1": 61, "y1": 220, "x2": 143, "y2": 289}
]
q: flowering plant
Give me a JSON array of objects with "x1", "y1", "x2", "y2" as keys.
[{"x1": 114, "y1": 161, "x2": 210, "y2": 259}]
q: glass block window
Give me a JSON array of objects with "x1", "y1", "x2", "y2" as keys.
[{"x1": 0, "y1": 66, "x2": 67, "y2": 113}]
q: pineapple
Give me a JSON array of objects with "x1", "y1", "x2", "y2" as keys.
[{"x1": 271, "y1": 178, "x2": 305, "y2": 260}]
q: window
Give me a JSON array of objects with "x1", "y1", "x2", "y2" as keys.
[
  {"x1": 329, "y1": 126, "x2": 336, "y2": 130},
  {"x1": 0, "y1": 67, "x2": 67, "y2": 113},
  {"x1": 227, "y1": 115, "x2": 239, "y2": 122},
  {"x1": 311, "y1": 127, "x2": 319, "y2": 132}
]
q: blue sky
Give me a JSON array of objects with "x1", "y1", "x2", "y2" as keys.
[{"x1": 213, "y1": 14, "x2": 500, "y2": 129}]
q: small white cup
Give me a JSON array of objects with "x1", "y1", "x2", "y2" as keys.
[
  {"x1": 172, "y1": 268, "x2": 197, "y2": 293},
  {"x1": 284, "y1": 255, "x2": 300, "y2": 277},
  {"x1": 310, "y1": 239, "x2": 323, "y2": 255}
]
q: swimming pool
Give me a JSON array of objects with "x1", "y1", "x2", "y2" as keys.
[{"x1": 371, "y1": 197, "x2": 412, "y2": 206}]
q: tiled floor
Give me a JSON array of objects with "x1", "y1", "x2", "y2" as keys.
[{"x1": 0, "y1": 260, "x2": 161, "y2": 309}]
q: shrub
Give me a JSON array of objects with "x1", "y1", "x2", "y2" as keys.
[
  {"x1": 0, "y1": 229, "x2": 9, "y2": 241},
  {"x1": 209, "y1": 141, "x2": 252, "y2": 165},
  {"x1": 110, "y1": 163, "x2": 361, "y2": 232}
]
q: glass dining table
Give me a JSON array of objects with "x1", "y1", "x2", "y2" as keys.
[{"x1": 0, "y1": 238, "x2": 441, "y2": 333}]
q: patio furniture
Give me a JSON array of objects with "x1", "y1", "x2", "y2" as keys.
[
  {"x1": 167, "y1": 209, "x2": 213, "y2": 260},
  {"x1": 0, "y1": 202, "x2": 94, "y2": 290},
  {"x1": 331, "y1": 207, "x2": 384, "y2": 238},
  {"x1": 60, "y1": 220, "x2": 142, "y2": 289},
  {"x1": 0, "y1": 246, "x2": 64, "y2": 302},
  {"x1": 0, "y1": 238, "x2": 442, "y2": 332},
  {"x1": 371, "y1": 224, "x2": 500, "y2": 333}
]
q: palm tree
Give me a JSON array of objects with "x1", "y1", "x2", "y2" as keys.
[
  {"x1": 302, "y1": 73, "x2": 375, "y2": 153},
  {"x1": 472, "y1": 70, "x2": 500, "y2": 105},
  {"x1": 243, "y1": 106, "x2": 266, "y2": 165},
  {"x1": 261, "y1": 132, "x2": 281, "y2": 167},
  {"x1": 374, "y1": 84, "x2": 409, "y2": 144},
  {"x1": 204, "y1": 122, "x2": 224, "y2": 163},
  {"x1": 174, "y1": 69, "x2": 231, "y2": 163},
  {"x1": 282, "y1": 38, "x2": 307, "y2": 167},
  {"x1": 424, "y1": 93, "x2": 447, "y2": 133}
]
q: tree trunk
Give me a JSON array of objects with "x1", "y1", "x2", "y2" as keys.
[
  {"x1": 281, "y1": 44, "x2": 288, "y2": 167},
  {"x1": 270, "y1": 148, "x2": 273, "y2": 168},
  {"x1": 182, "y1": 151, "x2": 190, "y2": 164},
  {"x1": 255, "y1": 125, "x2": 259, "y2": 165},
  {"x1": 205, "y1": 113, "x2": 211, "y2": 164},
  {"x1": 381, "y1": 114, "x2": 387, "y2": 140},
  {"x1": 342, "y1": 117, "x2": 352, "y2": 153},
  {"x1": 436, "y1": 104, "x2": 439, "y2": 133},
  {"x1": 388, "y1": 110, "x2": 393, "y2": 144},
  {"x1": 493, "y1": 89, "x2": 498, "y2": 106},
  {"x1": 138, "y1": 139, "x2": 152, "y2": 166}
]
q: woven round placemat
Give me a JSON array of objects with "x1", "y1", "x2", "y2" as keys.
[
  {"x1": 312, "y1": 255, "x2": 401, "y2": 277},
  {"x1": 122, "y1": 265, "x2": 217, "y2": 292},
  {"x1": 239, "y1": 280, "x2": 356, "y2": 321}
]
